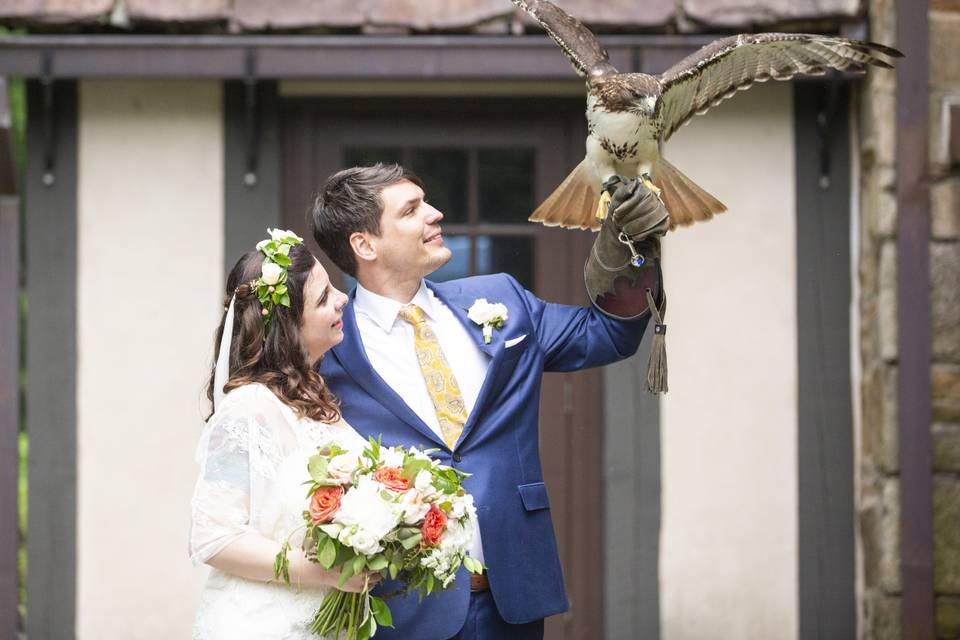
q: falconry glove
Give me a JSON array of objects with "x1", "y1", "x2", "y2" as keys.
[{"x1": 585, "y1": 175, "x2": 669, "y2": 393}]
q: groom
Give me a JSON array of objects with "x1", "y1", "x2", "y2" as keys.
[{"x1": 311, "y1": 163, "x2": 667, "y2": 640}]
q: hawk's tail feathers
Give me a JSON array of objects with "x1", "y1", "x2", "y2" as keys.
[
  {"x1": 528, "y1": 159, "x2": 602, "y2": 231},
  {"x1": 652, "y1": 157, "x2": 727, "y2": 230}
]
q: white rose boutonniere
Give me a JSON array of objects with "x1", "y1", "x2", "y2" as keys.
[{"x1": 467, "y1": 298, "x2": 508, "y2": 344}]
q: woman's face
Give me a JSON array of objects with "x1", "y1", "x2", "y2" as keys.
[{"x1": 300, "y1": 260, "x2": 348, "y2": 365}]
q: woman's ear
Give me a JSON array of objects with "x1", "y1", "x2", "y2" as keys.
[{"x1": 350, "y1": 232, "x2": 376, "y2": 264}]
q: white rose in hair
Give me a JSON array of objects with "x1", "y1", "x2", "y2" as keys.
[
  {"x1": 261, "y1": 262, "x2": 284, "y2": 285},
  {"x1": 270, "y1": 228, "x2": 303, "y2": 243}
]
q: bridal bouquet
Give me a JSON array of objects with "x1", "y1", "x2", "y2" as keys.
[{"x1": 275, "y1": 437, "x2": 484, "y2": 640}]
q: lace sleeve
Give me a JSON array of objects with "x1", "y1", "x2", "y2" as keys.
[{"x1": 188, "y1": 406, "x2": 258, "y2": 565}]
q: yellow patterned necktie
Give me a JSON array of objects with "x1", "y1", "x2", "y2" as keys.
[{"x1": 397, "y1": 304, "x2": 467, "y2": 450}]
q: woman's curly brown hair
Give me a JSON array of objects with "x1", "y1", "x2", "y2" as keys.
[{"x1": 206, "y1": 243, "x2": 340, "y2": 422}]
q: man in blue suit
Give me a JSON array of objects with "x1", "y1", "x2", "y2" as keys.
[{"x1": 311, "y1": 164, "x2": 667, "y2": 640}]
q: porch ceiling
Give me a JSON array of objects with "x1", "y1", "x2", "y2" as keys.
[{"x1": 0, "y1": 0, "x2": 863, "y2": 33}]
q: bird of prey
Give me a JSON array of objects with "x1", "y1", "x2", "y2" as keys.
[{"x1": 511, "y1": 0, "x2": 903, "y2": 231}]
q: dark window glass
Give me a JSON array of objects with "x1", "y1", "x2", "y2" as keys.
[
  {"x1": 342, "y1": 147, "x2": 403, "y2": 168},
  {"x1": 478, "y1": 148, "x2": 535, "y2": 224},
  {"x1": 476, "y1": 235, "x2": 534, "y2": 291},
  {"x1": 412, "y1": 149, "x2": 468, "y2": 223},
  {"x1": 429, "y1": 236, "x2": 471, "y2": 283}
]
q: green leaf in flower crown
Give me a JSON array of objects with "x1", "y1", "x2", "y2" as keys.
[
  {"x1": 280, "y1": 293, "x2": 290, "y2": 307},
  {"x1": 273, "y1": 253, "x2": 291, "y2": 268},
  {"x1": 274, "y1": 283, "x2": 287, "y2": 296}
]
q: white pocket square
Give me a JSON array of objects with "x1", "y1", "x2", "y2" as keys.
[{"x1": 504, "y1": 334, "x2": 527, "y2": 348}]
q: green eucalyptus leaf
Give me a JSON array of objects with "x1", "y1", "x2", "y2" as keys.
[
  {"x1": 370, "y1": 596, "x2": 394, "y2": 627},
  {"x1": 400, "y1": 532, "x2": 422, "y2": 550},
  {"x1": 319, "y1": 537, "x2": 337, "y2": 569}
]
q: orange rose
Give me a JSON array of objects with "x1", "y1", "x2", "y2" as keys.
[
  {"x1": 309, "y1": 485, "x2": 344, "y2": 524},
  {"x1": 420, "y1": 504, "x2": 447, "y2": 547},
  {"x1": 373, "y1": 466, "x2": 410, "y2": 492}
]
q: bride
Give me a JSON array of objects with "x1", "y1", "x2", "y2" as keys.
[{"x1": 189, "y1": 230, "x2": 377, "y2": 639}]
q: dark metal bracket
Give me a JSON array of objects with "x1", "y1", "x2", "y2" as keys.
[
  {"x1": 815, "y1": 75, "x2": 841, "y2": 190},
  {"x1": 40, "y1": 50, "x2": 56, "y2": 187},
  {"x1": 243, "y1": 48, "x2": 259, "y2": 188}
]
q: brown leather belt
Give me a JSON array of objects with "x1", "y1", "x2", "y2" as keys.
[{"x1": 470, "y1": 573, "x2": 490, "y2": 592}]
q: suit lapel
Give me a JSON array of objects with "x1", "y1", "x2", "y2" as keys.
[
  {"x1": 331, "y1": 292, "x2": 447, "y2": 448},
  {"x1": 427, "y1": 280, "x2": 515, "y2": 446}
]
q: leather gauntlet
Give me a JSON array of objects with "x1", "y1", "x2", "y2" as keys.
[
  {"x1": 585, "y1": 176, "x2": 668, "y2": 320},
  {"x1": 585, "y1": 175, "x2": 670, "y2": 393}
]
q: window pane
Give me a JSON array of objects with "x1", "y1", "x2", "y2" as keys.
[
  {"x1": 429, "y1": 236, "x2": 471, "y2": 283},
  {"x1": 478, "y1": 149, "x2": 535, "y2": 224},
  {"x1": 412, "y1": 149, "x2": 468, "y2": 223},
  {"x1": 476, "y1": 235, "x2": 534, "y2": 291},
  {"x1": 342, "y1": 147, "x2": 403, "y2": 167}
]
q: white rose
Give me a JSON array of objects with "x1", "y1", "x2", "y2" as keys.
[
  {"x1": 269, "y1": 228, "x2": 303, "y2": 243},
  {"x1": 439, "y1": 518, "x2": 473, "y2": 551},
  {"x1": 399, "y1": 488, "x2": 430, "y2": 525},
  {"x1": 338, "y1": 526, "x2": 383, "y2": 556},
  {"x1": 380, "y1": 446, "x2": 405, "y2": 468},
  {"x1": 333, "y1": 477, "x2": 402, "y2": 542},
  {"x1": 326, "y1": 452, "x2": 360, "y2": 485},
  {"x1": 489, "y1": 303, "x2": 508, "y2": 321},
  {"x1": 449, "y1": 493, "x2": 474, "y2": 519},
  {"x1": 260, "y1": 261, "x2": 284, "y2": 286},
  {"x1": 414, "y1": 470, "x2": 437, "y2": 498},
  {"x1": 467, "y1": 299, "x2": 493, "y2": 325},
  {"x1": 255, "y1": 239, "x2": 270, "y2": 252}
]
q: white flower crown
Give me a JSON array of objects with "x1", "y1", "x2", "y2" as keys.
[{"x1": 252, "y1": 228, "x2": 303, "y2": 332}]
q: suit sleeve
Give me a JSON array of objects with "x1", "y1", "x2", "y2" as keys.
[{"x1": 505, "y1": 274, "x2": 652, "y2": 372}]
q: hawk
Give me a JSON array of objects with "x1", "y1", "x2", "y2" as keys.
[{"x1": 512, "y1": 0, "x2": 903, "y2": 231}]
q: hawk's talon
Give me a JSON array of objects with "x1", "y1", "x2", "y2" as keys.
[{"x1": 595, "y1": 190, "x2": 612, "y2": 221}]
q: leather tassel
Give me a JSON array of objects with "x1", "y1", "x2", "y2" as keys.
[{"x1": 644, "y1": 288, "x2": 667, "y2": 394}]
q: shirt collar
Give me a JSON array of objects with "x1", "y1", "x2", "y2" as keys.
[{"x1": 354, "y1": 280, "x2": 439, "y2": 333}]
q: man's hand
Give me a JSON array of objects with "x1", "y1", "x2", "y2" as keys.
[{"x1": 602, "y1": 175, "x2": 670, "y2": 243}]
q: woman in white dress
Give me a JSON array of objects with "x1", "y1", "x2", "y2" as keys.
[{"x1": 189, "y1": 231, "x2": 375, "y2": 639}]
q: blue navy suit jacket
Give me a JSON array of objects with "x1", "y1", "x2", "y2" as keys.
[{"x1": 319, "y1": 273, "x2": 649, "y2": 640}]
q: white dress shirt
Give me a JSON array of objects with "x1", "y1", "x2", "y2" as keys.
[{"x1": 353, "y1": 280, "x2": 489, "y2": 561}]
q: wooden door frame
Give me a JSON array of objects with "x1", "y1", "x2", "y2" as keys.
[{"x1": 276, "y1": 95, "x2": 604, "y2": 637}]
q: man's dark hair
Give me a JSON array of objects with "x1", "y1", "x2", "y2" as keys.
[{"x1": 310, "y1": 163, "x2": 425, "y2": 277}]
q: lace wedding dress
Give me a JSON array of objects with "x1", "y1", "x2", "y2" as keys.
[{"x1": 190, "y1": 383, "x2": 367, "y2": 640}]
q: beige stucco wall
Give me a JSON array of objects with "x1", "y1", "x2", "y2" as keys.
[
  {"x1": 660, "y1": 82, "x2": 798, "y2": 640},
  {"x1": 75, "y1": 80, "x2": 222, "y2": 639}
]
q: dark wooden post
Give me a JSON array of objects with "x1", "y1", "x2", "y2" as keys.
[
  {"x1": 0, "y1": 75, "x2": 21, "y2": 640},
  {"x1": 895, "y1": 1, "x2": 934, "y2": 638}
]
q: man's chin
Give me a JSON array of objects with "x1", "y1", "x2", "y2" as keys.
[{"x1": 424, "y1": 246, "x2": 453, "y2": 276}]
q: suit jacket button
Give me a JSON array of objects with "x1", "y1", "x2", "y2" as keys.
[{"x1": 453, "y1": 453, "x2": 462, "y2": 462}]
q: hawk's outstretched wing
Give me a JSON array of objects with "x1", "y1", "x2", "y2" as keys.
[
  {"x1": 657, "y1": 34, "x2": 902, "y2": 141},
  {"x1": 511, "y1": 0, "x2": 618, "y2": 81}
]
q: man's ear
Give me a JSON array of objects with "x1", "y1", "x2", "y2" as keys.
[{"x1": 350, "y1": 231, "x2": 376, "y2": 264}]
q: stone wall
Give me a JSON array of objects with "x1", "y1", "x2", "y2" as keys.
[{"x1": 859, "y1": 1, "x2": 960, "y2": 638}]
